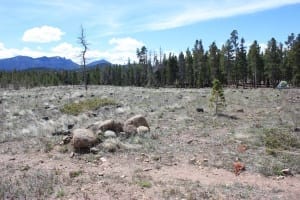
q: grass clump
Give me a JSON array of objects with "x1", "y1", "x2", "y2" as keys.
[
  {"x1": 61, "y1": 98, "x2": 116, "y2": 115},
  {"x1": 263, "y1": 128, "x2": 300, "y2": 151},
  {"x1": 136, "y1": 180, "x2": 152, "y2": 188},
  {"x1": 69, "y1": 170, "x2": 83, "y2": 178}
]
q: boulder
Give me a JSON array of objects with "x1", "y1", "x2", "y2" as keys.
[
  {"x1": 71, "y1": 129, "x2": 98, "y2": 149},
  {"x1": 124, "y1": 115, "x2": 149, "y2": 135},
  {"x1": 123, "y1": 124, "x2": 137, "y2": 135},
  {"x1": 124, "y1": 114, "x2": 149, "y2": 128},
  {"x1": 137, "y1": 126, "x2": 150, "y2": 135},
  {"x1": 104, "y1": 130, "x2": 117, "y2": 138},
  {"x1": 99, "y1": 119, "x2": 123, "y2": 133}
]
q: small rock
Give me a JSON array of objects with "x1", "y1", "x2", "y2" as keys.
[
  {"x1": 189, "y1": 158, "x2": 197, "y2": 165},
  {"x1": 143, "y1": 168, "x2": 152, "y2": 171},
  {"x1": 233, "y1": 162, "x2": 245, "y2": 175},
  {"x1": 42, "y1": 116, "x2": 49, "y2": 121},
  {"x1": 70, "y1": 152, "x2": 75, "y2": 158},
  {"x1": 52, "y1": 130, "x2": 71, "y2": 136},
  {"x1": 294, "y1": 127, "x2": 300, "y2": 132},
  {"x1": 79, "y1": 94, "x2": 84, "y2": 98},
  {"x1": 236, "y1": 109, "x2": 244, "y2": 113},
  {"x1": 98, "y1": 172, "x2": 104, "y2": 176},
  {"x1": 137, "y1": 126, "x2": 150, "y2": 135},
  {"x1": 62, "y1": 135, "x2": 72, "y2": 144},
  {"x1": 104, "y1": 130, "x2": 117, "y2": 138},
  {"x1": 281, "y1": 168, "x2": 293, "y2": 176},
  {"x1": 196, "y1": 108, "x2": 204, "y2": 112},
  {"x1": 67, "y1": 124, "x2": 75, "y2": 130},
  {"x1": 276, "y1": 175, "x2": 285, "y2": 180},
  {"x1": 21, "y1": 165, "x2": 30, "y2": 171},
  {"x1": 90, "y1": 147, "x2": 100, "y2": 154}
]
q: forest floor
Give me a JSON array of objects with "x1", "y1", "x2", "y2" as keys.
[{"x1": 0, "y1": 85, "x2": 300, "y2": 200}]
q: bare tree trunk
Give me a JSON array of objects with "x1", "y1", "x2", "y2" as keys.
[{"x1": 78, "y1": 25, "x2": 88, "y2": 92}]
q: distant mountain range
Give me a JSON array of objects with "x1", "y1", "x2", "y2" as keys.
[{"x1": 0, "y1": 56, "x2": 111, "y2": 71}]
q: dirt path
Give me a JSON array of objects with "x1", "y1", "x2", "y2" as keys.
[{"x1": 1, "y1": 151, "x2": 299, "y2": 200}]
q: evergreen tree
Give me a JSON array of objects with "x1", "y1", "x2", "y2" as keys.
[
  {"x1": 237, "y1": 38, "x2": 247, "y2": 87},
  {"x1": 264, "y1": 37, "x2": 282, "y2": 87},
  {"x1": 210, "y1": 79, "x2": 226, "y2": 115},
  {"x1": 178, "y1": 52, "x2": 186, "y2": 87}
]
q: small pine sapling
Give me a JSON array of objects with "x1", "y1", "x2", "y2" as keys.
[{"x1": 210, "y1": 79, "x2": 226, "y2": 115}]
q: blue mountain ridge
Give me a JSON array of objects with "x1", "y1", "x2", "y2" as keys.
[{"x1": 0, "y1": 56, "x2": 111, "y2": 71}]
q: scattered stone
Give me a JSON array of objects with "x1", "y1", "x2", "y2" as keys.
[
  {"x1": 67, "y1": 124, "x2": 75, "y2": 130},
  {"x1": 62, "y1": 135, "x2": 72, "y2": 144},
  {"x1": 294, "y1": 127, "x2": 300, "y2": 132},
  {"x1": 21, "y1": 165, "x2": 30, "y2": 171},
  {"x1": 233, "y1": 161, "x2": 245, "y2": 175},
  {"x1": 196, "y1": 108, "x2": 204, "y2": 112},
  {"x1": 137, "y1": 126, "x2": 150, "y2": 135},
  {"x1": 189, "y1": 158, "x2": 197, "y2": 165},
  {"x1": 79, "y1": 94, "x2": 84, "y2": 98},
  {"x1": 143, "y1": 168, "x2": 152, "y2": 171},
  {"x1": 98, "y1": 172, "x2": 104, "y2": 176},
  {"x1": 116, "y1": 107, "x2": 125, "y2": 114},
  {"x1": 187, "y1": 139, "x2": 194, "y2": 144},
  {"x1": 236, "y1": 109, "x2": 244, "y2": 113},
  {"x1": 281, "y1": 168, "x2": 293, "y2": 176},
  {"x1": 87, "y1": 112, "x2": 97, "y2": 117},
  {"x1": 90, "y1": 147, "x2": 100, "y2": 154},
  {"x1": 42, "y1": 116, "x2": 49, "y2": 121},
  {"x1": 70, "y1": 152, "x2": 75, "y2": 158},
  {"x1": 71, "y1": 128, "x2": 98, "y2": 149},
  {"x1": 276, "y1": 176, "x2": 285, "y2": 180},
  {"x1": 104, "y1": 130, "x2": 117, "y2": 138},
  {"x1": 237, "y1": 144, "x2": 247, "y2": 153},
  {"x1": 52, "y1": 130, "x2": 71, "y2": 136},
  {"x1": 99, "y1": 119, "x2": 123, "y2": 133}
]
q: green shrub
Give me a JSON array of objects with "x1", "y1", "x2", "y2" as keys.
[
  {"x1": 61, "y1": 98, "x2": 116, "y2": 115},
  {"x1": 263, "y1": 128, "x2": 300, "y2": 151}
]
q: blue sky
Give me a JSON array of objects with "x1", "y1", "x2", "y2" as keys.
[{"x1": 0, "y1": 0, "x2": 300, "y2": 64}]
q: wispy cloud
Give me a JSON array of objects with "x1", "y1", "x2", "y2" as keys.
[{"x1": 143, "y1": 0, "x2": 300, "y2": 31}]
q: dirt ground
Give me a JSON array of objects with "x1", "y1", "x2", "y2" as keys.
[{"x1": 0, "y1": 85, "x2": 299, "y2": 199}]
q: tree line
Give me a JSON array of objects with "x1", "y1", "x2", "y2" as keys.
[{"x1": 1, "y1": 30, "x2": 300, "y2": 89}]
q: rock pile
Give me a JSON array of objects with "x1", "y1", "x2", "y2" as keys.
[{"x1": 61, "y1": 114, "x2": 150, "y2": 152}]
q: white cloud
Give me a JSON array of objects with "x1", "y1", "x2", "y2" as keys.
[
  {"x1": 109, "y1": 37, "x2": 144, "y2": 52},
  {"x1": 22, "y1": 25, "x2": 65, "y2": 43}
]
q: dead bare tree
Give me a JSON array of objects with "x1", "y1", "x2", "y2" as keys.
[{"x1": 78, "y1": 25, "x2": 88, "y2": 91}]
